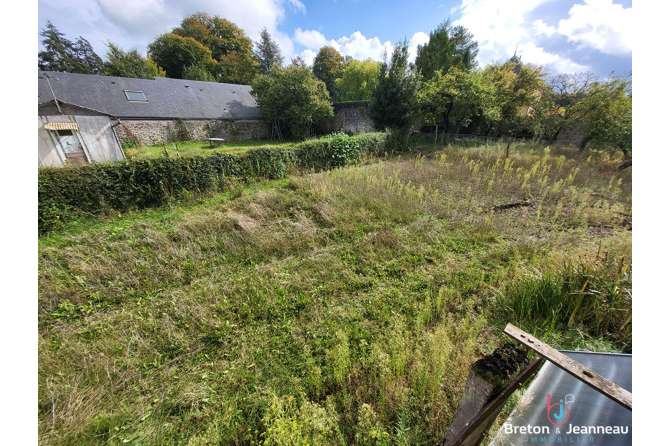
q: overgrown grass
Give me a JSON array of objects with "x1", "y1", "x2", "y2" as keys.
[
  {"x1": 124, "y1": 140, "x2": 297, "y2": 159},
  {"x1": 38, "y1": 143, "x2": 631, "y2": 445},
  {"x1": 504, "y1": 252, "x2": 632, "y2": 351}
]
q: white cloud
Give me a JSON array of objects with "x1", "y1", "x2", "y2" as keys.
[
  {"x1": 517, "y1": 41, "x2": 589, "y2": 73},
  {"x1": 297, "y1": 49, "x2": 317, "y2": 65},
  {"x1": 453, "y1": 0, "x2": 551, "y2": 63},
  {"x1": 333, "y1": 32, "x2": 394, "y2": 62},
  {"x1": 452, "y1": 0, "x2": 592, "y2": 74},
  {"x1": 532, "y1": 19, "x2": 556, "y2": 37},
  {"x1": 39, "y1": 0, "x2": 302, "y2": 61},
  {"x1": 291, "y1": 29, "x2": 395, "y2": 63},
  {"x1": 291, "y1": 30, "x2": 430, "y2": 64},
  {"x1": 293, "y1": 28, "x2": 329, "y2": 49},
  {"x1": 557, "y1": 0, "x2": 632, "y2": 56},
  {"x1": 408, "y1": 32, "x2": 430, "y2": 62},
  {"x1": 285, "y1": 0, "x2": 306, "y2": 14}
]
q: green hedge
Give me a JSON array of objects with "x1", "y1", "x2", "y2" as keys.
[
  {"x1": 294, "y1": 131, "x2": 387, "y2": 170},
  {"x1": 39, "y1": 132, "x2": 387, "y2": 233}
]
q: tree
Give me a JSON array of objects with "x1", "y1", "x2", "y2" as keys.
[
  {"x1": 576, "y1": 74, "x2": 632, "y2": 163},
  {"x1": 173, "y1": 13, "x2": 253, "y2": 61},
  {"x1": 251, "y1": 66, "x2": 333, "y2": 139},
  {"x1": 418, "y1": 67, "x2": 498, "y2": 145},
  {"x1": 335, "y1": 59, "x2": 381, "y2": 101},
  {"x1": 148, "y1": 34, "x2": 216, "y2": 79},
  {"x1": 171, "y1": 12, "x2": 257, "y2": 84},
  {"x1": 368, "y1": 40, "x2": 419, "y2": 131},
  {"x1": 216, "y1": 52, "x2": 258, "y2": 84},
  {"x1": 183, "y1": 64, "x2": 217, "y2": 82},
  {"x1": 529, "y1": 72, "x2": 597, "y2": 141},
  {"x1": 254, "y1": 27, "x2": 283, "y2": 75},
  {"x1": 72, "y1": 37, "x2": 104, "y2": 74},
  {"x1": 481, "y1": 59, "x2": 546, "y2": 136},
  {"x1": 415, "y1": 21, "x2": 479, "y2": 80},
  {"x1": 38, "y1": 21, "x2": 103, "y2": 74},
  {"x1": 290, "y1": 55, "x2": 307, "y2": 67},
  {"x1": 312, "y1": 46, "x2": 345, "y2": 101},
  {"x1": 104, "y1": 43, "x2": 166, "y2": 79}
]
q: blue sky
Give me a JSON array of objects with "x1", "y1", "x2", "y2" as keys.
[{"x1": 38, "y1": 0, "x2": 632, "y2": 78}]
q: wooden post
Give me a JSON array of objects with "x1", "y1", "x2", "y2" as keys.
[
  {"x1": 504, "y1": 324, "x2": 632, "y2": 410},
  {"x1": 439, "y1": 343, "x2": 532, "y2": 446}
]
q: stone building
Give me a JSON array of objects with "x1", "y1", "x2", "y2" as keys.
[{"x1": 38, "y1": 71, "x2": 269, "y2": 166}]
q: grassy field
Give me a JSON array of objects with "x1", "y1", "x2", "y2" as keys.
[
  {"x1": 124, "y1": 139, "x2": 297, "y2": 159},
  {"x1": 38, "y1": 142, "x2": 631, "y2": 445}
]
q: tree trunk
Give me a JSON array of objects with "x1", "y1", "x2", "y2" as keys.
[
  {"x1": 442, "y1": 105, "x2": 453, "y2": 146},
  {"x1": 579, "y1": 137, "x2": 590, "y2": 151}
]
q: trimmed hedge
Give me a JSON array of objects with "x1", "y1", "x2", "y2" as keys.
[
  {"x1": 295, "y1": 131, "x2": 387, "y2": 170},
  {"x1": 39, "y1": 132, "x2": 387, "y2": 233}
]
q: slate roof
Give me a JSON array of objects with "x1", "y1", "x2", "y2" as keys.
[{"x1": 38, "y1": 71, "x2": 262, "y2": 120}]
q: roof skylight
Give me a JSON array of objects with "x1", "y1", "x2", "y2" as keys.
[{"x1": 124, "y1": 90, "x2": 147, "y2": 102}]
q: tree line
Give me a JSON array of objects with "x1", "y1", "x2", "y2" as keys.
[
  {"x1": 38, "y1": 16, "x2": 631, "y2": 162},
  {"x1": 38, "y1": 14, "x2": 283, "y2": 84}
]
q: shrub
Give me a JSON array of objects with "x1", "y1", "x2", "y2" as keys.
[
  {"x1": 295, "y1": 131, "x2": 387, "y2": 170},
  {"x1": 38, "y1": 132, "x2": 387, "y2": 233}
]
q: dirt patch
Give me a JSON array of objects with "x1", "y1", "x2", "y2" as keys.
[{"x1": 226, "y1": 211, "x2": 258, "y2": 232}]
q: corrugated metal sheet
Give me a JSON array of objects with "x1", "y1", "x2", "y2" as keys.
[
  {"x1": 490, "y1": 351, "x2": 632, "y2": 445},
  {"x1": 44, "y1": 122, "x2": 78, "y2": 131}
]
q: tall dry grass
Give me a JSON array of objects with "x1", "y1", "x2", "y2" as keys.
[{"x1": 38, "y1": 143, "x2": 631, "y2": 445}]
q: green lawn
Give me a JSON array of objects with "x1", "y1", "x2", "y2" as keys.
[
  {"x1": 124, "y1": 139, "x2": 297, "y2": 159},
  {"x1": 38, "y1": 143, "x2": 631, "y2": 445}
]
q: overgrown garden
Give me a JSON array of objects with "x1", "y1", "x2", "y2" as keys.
[
  {"x1": 39, "y1": 141, "x2": 631, "y2": 444},
  {"x1": 38, "y1": 11, "x2": 632, "y2": 446}
]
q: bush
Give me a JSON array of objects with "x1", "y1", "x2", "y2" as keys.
[
  {"x1": 295, "y1": 131, "x2": 387, "y2": 170},
  {"x1": 38, "y1": 132, "x2": 387, "y2": 234}
]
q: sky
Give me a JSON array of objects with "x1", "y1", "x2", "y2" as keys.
[{"x1": 37, "y1": 0, "x2": 632, "y2": 78}]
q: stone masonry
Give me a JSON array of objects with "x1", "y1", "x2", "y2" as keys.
[
  {"x1": 114, "y1": 119, "x2": 269, "y2": 146},
  {"x1": 318, "y1": 101, "x2": 376, "y2": 135}
]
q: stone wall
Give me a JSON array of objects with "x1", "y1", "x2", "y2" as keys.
[
  {"x1": 114, "y1": 119, "x2": 269, "y2": 145},
  {"x1": 318, "y1": 101, "x2": 376, "y2": 135},
  {"x1": 556, "y1": 122, "x2": 584, "y2": 144}
]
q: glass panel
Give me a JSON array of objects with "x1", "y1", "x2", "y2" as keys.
[
  {"x1": 490, "y1": 351, "x2": 632, "y2": 446},
  {"x1": 124, "y1": 90, "x2": 147, "y2": 102}
]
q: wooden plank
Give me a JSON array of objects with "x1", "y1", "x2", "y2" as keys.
[
  {"x1": 504, "y1": 324, "x2": 632, "y2": 411},
  {"x1": 444, "y1": 357, "x2": 545, "y2": 446}
]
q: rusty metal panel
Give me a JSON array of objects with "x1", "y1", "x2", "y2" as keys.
[{"x1": 44, "y1": 122, "x2": 78, "y2": 131}]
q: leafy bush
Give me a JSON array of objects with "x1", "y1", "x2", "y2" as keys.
[
  {"x1": 295, "y1": 131, "x2": 387, "y2": 170},
  {"x1": 38, "y1": 133, "x2": 387, "y2": 233}
]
